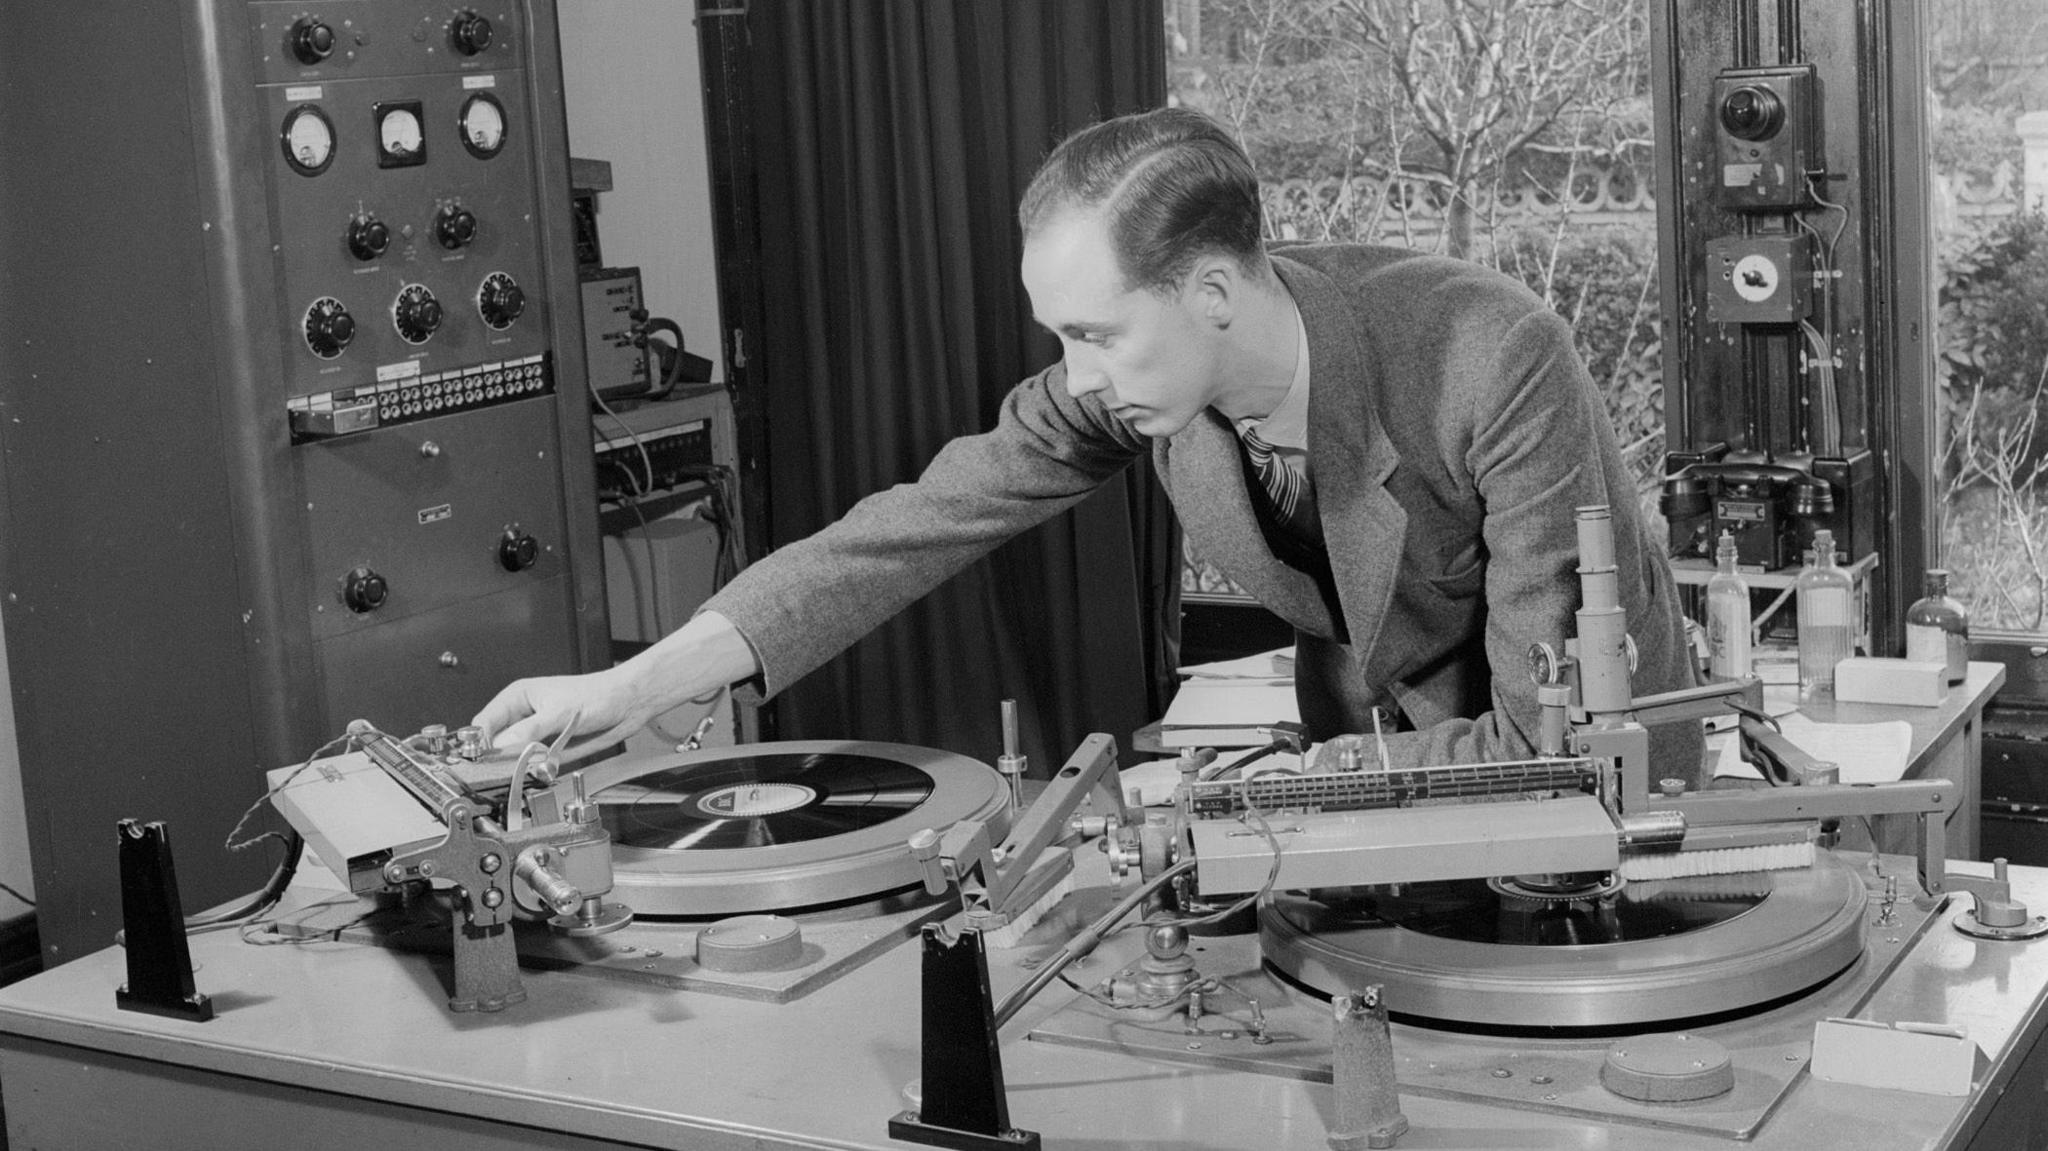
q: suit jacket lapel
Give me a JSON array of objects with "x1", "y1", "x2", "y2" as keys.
[
  {"x1": 1277, "y1": 257, "x2": 1407, "y2": 672},
  {"x1": 1165, "y1": 412, "x2": 1337, "y2": 634}
]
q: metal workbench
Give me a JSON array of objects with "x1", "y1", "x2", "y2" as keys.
[{"x1": 4, "y1": 850, "x2": 2048, "y2": 1150}]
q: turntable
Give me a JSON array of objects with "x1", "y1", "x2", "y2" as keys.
[{"x1": 270, "y1": 736, "x2": 1014, "y2": 1003}]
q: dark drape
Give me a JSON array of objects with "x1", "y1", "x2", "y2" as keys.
[{"x1": 738, "y1": 1, "x2": 1176, "y2": 772}]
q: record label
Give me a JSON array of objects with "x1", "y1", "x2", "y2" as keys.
[{"x1": 699, "y1": 783, "x2": 817, "y2": 818}]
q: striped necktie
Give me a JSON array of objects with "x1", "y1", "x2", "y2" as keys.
[{"x1": 1239, "y1": 421, "x2": 1318, "y2": 539}]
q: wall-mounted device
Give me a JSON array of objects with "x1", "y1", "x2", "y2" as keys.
[
  {"x1": 1712, "y1": 63, "x2": 1822, "y2": 211},
  {"x1": 1661, "y1": 444, "x2": 1874, "y2": 571},
  {"x1": 1704, "y1": 234, "x2": 1813, "y2": 325}
]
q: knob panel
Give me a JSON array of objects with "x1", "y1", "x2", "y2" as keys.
[{"x1": 342, "y1": 567, "x2": 389, "y2": 613}]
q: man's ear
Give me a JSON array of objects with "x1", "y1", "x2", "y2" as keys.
[{"x1": 1188, "y1": 255, "x2": 1239, "y2": 329}]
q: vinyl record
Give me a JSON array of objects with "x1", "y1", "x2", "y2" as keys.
[
  {"x1": 578, "y1": 741, "x2": 1010, "y2": 916},
  {"x1": 596, "y1": 751, "x2": 936, "y2": 851}
]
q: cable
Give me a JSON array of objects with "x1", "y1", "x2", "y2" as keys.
[{"x1": 0, "y1": 880, "x2": 32, "y2": 908}]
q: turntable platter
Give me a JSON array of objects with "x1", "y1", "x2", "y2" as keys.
[
  {"x1": 1260, "y1": 855, "x2": 1869, "y2": 1029},
  {"x1": 578, "y1": 741, "x2": 1010, "y2": 916}
]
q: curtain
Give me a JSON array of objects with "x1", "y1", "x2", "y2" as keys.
[{"x1": 737, "y1": 0, "x2": 1175, "y2": 772}]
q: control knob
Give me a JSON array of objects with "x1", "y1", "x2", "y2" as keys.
[
  {"x1": 498, "y1": 526, "x2": 540, "y2": 572},
  {"x1": 346, "y1": 214, "x2": 390, "y2": 261},
  {"x1": 303, "y1": 296, "x2": 355, "y2": 359},
  {"x1": 434, "y1": 204, "x2": 478, "y2": 250},
  {"x1": 393, "y1": 284, "x2": 442, "y2": 344},
  {"x1": 342, "y1": 567, "x2": 388, "y2": 613},
  {"x1": 289, "y1": 17, "x2": 336, "y2": 64},
  {"x1": 450, "y1": 10, "x2": 494, "y2": 56},
  {"x1": 477, "y1": 272, "x2": 524, "y2": 329}
]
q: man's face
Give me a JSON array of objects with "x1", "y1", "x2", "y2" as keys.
[{"x1": 1020, "y1": 209, "x2": 1225, "y2": 438}]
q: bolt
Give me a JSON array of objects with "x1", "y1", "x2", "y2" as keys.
[
  {"x1": 1491, "y1": 1068, "x2": 1513, "y2": 1079},
  {"x1": 1186, "y1": 1043, "x2": 1203, "y2": 1050},
  {"x1": 1531, "y1": 1076, "x2": 1553, "y2": 1085}
]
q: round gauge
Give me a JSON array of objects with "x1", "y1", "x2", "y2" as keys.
[
  {"x1": 280, "y1": 104, "x2": 336, "y2": 176},
  {"x1": 1527, "y1": 642, "x2": 1561, "y2": 686},
  {"x1": 379, "y1": 106, "x2": 423, "y2": 161},
  {"x1": 1731, "y1": 253, "x2": 1782, "y2": 303},
  {"x1": 459, "y1": 93, "x2": 507, "y2": 159}
]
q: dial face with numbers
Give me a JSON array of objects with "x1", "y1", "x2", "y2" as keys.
[
  {"x1": 281, "y1": 104, "x2": 335, "y2": 175},
  {"x1": 380, "y1": 107, "x2": 422, "y2": 157},
  {"x1": 460, "y1": 93, "x2": 507, "y2": 159}
]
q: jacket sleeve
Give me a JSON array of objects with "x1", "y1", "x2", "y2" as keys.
[{"x1": 699, "y1": 365, "x2": 1146, "y2": 698}]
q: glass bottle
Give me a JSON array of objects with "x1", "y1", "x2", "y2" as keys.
[
  {"x1": 1705, "y1": 530, "x2": 1752, "y2": 680},
  {"x1": 1795, "y1": 529, "x2": 1854, "y2": 698},
  {"x1": 1906, "y1": 568, "x2": 1970, "y2": 685}
]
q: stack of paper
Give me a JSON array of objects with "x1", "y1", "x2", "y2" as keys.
[{"x1": 1161, "y1": 647, "x2": 1298, "y2": 748}]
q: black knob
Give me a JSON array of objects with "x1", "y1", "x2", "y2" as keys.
[
  {"x1": 394, "y1": 285, "x2": 443, "y2": 343},
  {"x1": 346, "y1": 215, "x2": 390, "y2": 261},
  {"x1": 450, "y1": 11, "x2": 494, "y2": 55},
  {"x1": 1719, "y1": 84, "x2": 1785, "y2": 143},
  {"x1": 478, "y1": 275, "x2": 524, "y2": 328},
  {"x1": 342, "y1": 567, "x2": 388, "y2": 613},
  {"x1": 303, "y1": 297, "x2": 355, "y2": 358},
  {"x1": 290, "y1": 18, "x2": 336, "y2": 64},
  {"x1": 498, "y1": 528, "x2": 539, "y2": 572},
  {"x1": 435, "y1": 205, "x2": 478, "y2": 250}
]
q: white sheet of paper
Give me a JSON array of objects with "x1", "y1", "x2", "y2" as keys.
[{"x1": 1711, "y1": 713, "x2": 1914, "y2": 783}]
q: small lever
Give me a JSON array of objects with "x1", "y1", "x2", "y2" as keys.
[{"x1": 909, "y1": 828, "x2": 947, "y2": 896}]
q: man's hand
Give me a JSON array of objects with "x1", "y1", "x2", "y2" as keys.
[
  {"x1": 470, "y1": 611, "x2": 761, "y2": 758},
  {"x1": 472, "y1": 666, "x2": 642, "y2": 757}
]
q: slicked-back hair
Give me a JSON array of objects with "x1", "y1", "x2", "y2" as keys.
[{"x1": 1018, "y1": 107, "x2": 1268, "y2": 296}]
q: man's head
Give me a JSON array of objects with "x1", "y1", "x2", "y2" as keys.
[
  {"x1": 1018, "y1": 106, "x2": 1267, "y2": 294},
  {"x1": 1019, "y1": 108, "x2": 1290, "y2": 438}
]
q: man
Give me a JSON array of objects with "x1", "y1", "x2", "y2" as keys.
[{"x1": 476, "y1": 107, "x2": 1698, "y2": 777}]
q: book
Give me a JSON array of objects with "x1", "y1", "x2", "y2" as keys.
[{"x1": 1159, "y1": 677, "x2": 1301, "y2": 748}]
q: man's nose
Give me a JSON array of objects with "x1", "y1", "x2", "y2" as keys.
[{"x1": 1064, "y1": 359, "x2": 1109, "y2": 400}]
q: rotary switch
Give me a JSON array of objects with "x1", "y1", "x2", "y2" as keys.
[
  {"x1": 341, "y1": 566, "x2": 388, "y2": 613},
  {"x1": 303, "y1": 296, "x2": 355, "y2": 359},
  {"x1": 450, "y1": 10, "x2": 494, "y2": 55},
  {"x1": 498, "y1": 526, "x2": 540, "y2": 572},
  {"x1": 393, "y1": 283, "x2": 443, "y2": 344},
  {"x1": 289, "y1": 17, "x2": 336, "y2": 64},
  {"x1": 434, "y1": 204, "x2": 478, "y2": 250},
  {"x1": 448, "y1": 10, "x2": 491, "y2": 54},
  {"x1": 477, "y1": 272, "x2": 524, "y2": 330},
  {"x1": 346, "y1": 214, "x2": 390, "y2": 261}
]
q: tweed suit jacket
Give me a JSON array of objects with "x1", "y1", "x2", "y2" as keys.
[{"x1": 704, "y1": 243, "x2": 1700, "y2": 775}]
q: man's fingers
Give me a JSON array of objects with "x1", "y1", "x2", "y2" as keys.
[{"x1": 473, "y1": 679, "x2": 551, "y2": 748}]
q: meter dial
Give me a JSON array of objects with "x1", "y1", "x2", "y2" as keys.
[
  {"x1": 280, "y1": 104, "x2": 336, "y2": 176},
  {"x1": 459, "y1": 92, "x2": 507, "y2": 159},
  {"x1": 375, "y1": 100, "x2": 426, "y2": 167},
  {"x1": 303, "y1": 296, "x2": 356, "y2": 358},
  {"x1": 1730, "y1": 252, "x2": 1782, "y2": 304},
  {"x1": 393, "y1": 283, "x2": 443, "y2": 344},
  {"x1": 1527, "y1": 642, "x2": 1562, "y2": 686},
  {"x1": 477, "y1": 272, "x2": 524, "y2": 330}
]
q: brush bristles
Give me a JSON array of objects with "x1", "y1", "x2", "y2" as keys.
[
  {"x1": 979, "y1": 872, "x2": 1078, "y2": 950},
  {"x1": 1619, "y1": 839, "x2": 1817, "y2": 882}
]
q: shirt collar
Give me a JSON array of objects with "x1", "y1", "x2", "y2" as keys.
[{"x1": 1249, "y1": 299, "x2": 1312, "y2": 450}]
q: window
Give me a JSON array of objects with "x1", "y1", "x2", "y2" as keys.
[{"x1": 1931, "y1": 2, "x2": 2048, "y2": 639}]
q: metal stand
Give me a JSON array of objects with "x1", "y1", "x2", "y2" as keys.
[
  {"x1": 113, "y1": 819, "x2": 213, "y2": 1022},
  {"x1": 449, "y1": 917, "x2": 528, "y2": 1013},
  {"x1": 1329, "y1": 986, "x2": 1407, "y2": 1150},
  {"x1": 887, "y1": 924, "x2": 1040, "y2": 1151}
]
